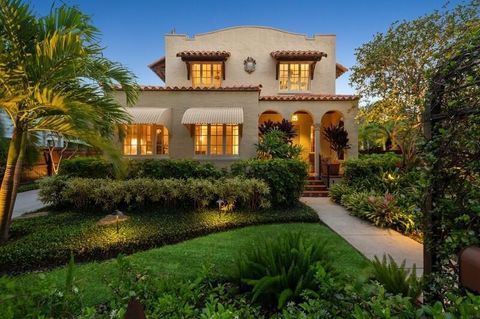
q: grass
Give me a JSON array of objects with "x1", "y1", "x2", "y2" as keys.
[
  {"x1": 17, "y1": 180, "x2": 39, "y2": 193},
  {"x1": 1, "y1": 204, "x2": 319, "y2": 274},
  {"x1": 12, "y1": 223, "x2": 370, "y2": 307}
]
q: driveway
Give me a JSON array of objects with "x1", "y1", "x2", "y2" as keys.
[{"x1": 12, "y1": 189, "x2": 44, "y2": 219}]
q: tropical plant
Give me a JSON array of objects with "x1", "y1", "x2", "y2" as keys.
[
  {"x1": 258, "y1": 119, "x2": 297, "y2": 142},
  {"x1": 255, "y1": 130, "x2": 302, "y2": 160},
  {"x1": 365, "y1": 193, "x2": 415, "y2": 233},
  {"x1": 234, "y1": 232, "x2": 332, "y2": 309},
  {"x1": 371, "y1": 254, "x2": 422, "y2": 300},
  {"x1": 0, "y1": 0, "x2": 138, "y2": 241},
  {"x1": 322, "y1": 124, "x2": 350, "y2": 159}
]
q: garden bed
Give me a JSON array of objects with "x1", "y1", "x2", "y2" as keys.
[{"x1": 0, "y1": 204, "x2": 319, "y2": 274}]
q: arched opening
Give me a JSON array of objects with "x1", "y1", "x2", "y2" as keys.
[
  {"x1": 258, "y1": 110, "x2": 283, "y2": 127},
  {"x1": 290, "y1": 111, "x2": 314, "y2": 172},
  {"x1": 320, "y1": 111, "x2": 345, "y2": 173}
]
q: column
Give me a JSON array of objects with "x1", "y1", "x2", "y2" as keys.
[{"x1": 314, "y1": 123, "x2": 321, "y2": 178}]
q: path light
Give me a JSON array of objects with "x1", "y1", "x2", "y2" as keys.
[
  {"x1": 113, "y1": 209, "x2": 124, "y2": 234},
  {"x1": 216, "y1": 199, "x2": 225, "y2": 213}
]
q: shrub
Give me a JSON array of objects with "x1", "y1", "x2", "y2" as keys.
[
  {"x1": 231, "y1": 159, "x2": 308, "y2": 207},
  {"x1": 234, "y1": 232, "x2": 332, "y2": 310},
  {"x1": 127, "y1": 159, "x2": 223, "y2": 180},
  {"x1": 344, "y1": 153, "x2": 400, "y2": 190},
  {"x1": 39, "y1": 176, "x2": 271, "y2": 211},
  {"x1": 371, "y1": 254, "x2": 422, "y2": 300},
  {"x1": 59, "y1": 157, "x2": 115, "y2": 178},
  {"x1": 340, "y1": 190, "x2": 378, "y2": 218}
]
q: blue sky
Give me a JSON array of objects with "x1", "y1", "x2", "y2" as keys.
[{"x1": 32, "y1": 0, "x2": 462, "y2": 94}]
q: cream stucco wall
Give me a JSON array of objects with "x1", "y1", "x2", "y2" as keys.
[
  {"x1": 115, "y1": 90, "x2": 260, "y2": 167},
  {"x1": 165, "y1": 26, "x2": 336, "y2": 95}
]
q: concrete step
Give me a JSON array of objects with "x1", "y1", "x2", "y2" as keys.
[
  {"x1": 302, "y1": 190, "x2": 330, "y2": 197},
  {"x1": 306, "y1": 180, "x2": 325, "y2": 186},
  {"x1": 305, "y1": 185, "x2": 328, "y2": 191}
]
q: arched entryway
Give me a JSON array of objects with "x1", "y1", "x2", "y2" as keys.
[
  {"x1": 320, "y1": 110, "x2": 345, "y2": 175},
  {"x1": 290, "y1": 111, "x2": 314, "y2": 172}
]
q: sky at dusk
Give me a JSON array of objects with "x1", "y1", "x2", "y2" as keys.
[{"x1": 32, "y1": 0, "x2": 463, "y2": 94}]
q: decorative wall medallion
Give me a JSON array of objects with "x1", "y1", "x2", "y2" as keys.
[{"x1": 244, "y1": 57, "x2": 256, "y2": 73}]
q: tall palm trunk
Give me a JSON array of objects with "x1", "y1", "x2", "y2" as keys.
[
  {"x1": 0, "y1": 126, "x2": 24, "y2": 241},
  {"x1": 9, "y1": 130, "x2": 27, "y2": 222}
]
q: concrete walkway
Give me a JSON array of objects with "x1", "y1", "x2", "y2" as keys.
[
  {"x1": 302, "y1": 197, "x2": 423, "y2": 274},
  {"x1": 12, "y1": 189, "x2": 44, "y2": 219}
]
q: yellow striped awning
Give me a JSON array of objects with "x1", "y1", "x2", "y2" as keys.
[
  {"x1": 125, "y1": 107, "x2": 171, "y2": 126},
  {"x1": 181, "y1": 107, "x2": 244, "y2": 125}
]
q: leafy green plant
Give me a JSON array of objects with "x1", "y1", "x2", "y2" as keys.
[
  {"x1": 365, "y1": 193, "x2": 415, "y2": 233},
  {"x1": 59, "y1": 157, "x2": 116, "y2": 178},
  {"x1": 127, "y1": 159, "x2": 223, "y2": 180},
  {"x1": 255, "y1": 130, "x2": 302, "y2": 160},
  {"x1": 371, "y1": 254, "x2": 422, "y2": 300},
  {"x1": 328, "y1": 182, "x2": 353, "y2": 204},
  {"x1": 234, "y1": 232, "x2": 332, "y2": 309}
]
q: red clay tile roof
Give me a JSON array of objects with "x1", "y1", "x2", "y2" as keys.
[
  {"x1": 114, "y1": 85, "x2": 261, "y2": 92},
  {"x1": 259, "y1": 94, "x2": 358, "y2": 101},
  {"x1": 336, "y1": 63, "x2": 348, "y2": 78},
  {"x1": 148, "y1": 56, "x2": 166, "y2": 82},
  {"x1": 176, "y1": 51, "x2": 231, "y2": 59},
  {"x1": 270, "y1": 50, "x2": 327, "y2": 60}
]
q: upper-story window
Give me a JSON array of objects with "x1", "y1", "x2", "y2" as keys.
[
  {"x1": 279, "y1": 62, "x2": 310, "y2": 91},
  {"x1": 191, "y1": 62, "x2": 222, "y2": 88}
]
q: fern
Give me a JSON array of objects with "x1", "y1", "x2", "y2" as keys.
[
  {"x1": 371, "y1": 254, "x2": 422, "y2": 300},
  {"x1": 234, "y1": 232, "x2": 332, "y2": 309}
]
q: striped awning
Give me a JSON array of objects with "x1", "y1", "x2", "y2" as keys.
[
  {"x1": 125, "y1": 107, "x2": 171, "y2": 126},
  {"x1": 181, "y1": 107, "x2": 244, "y2": 125}
]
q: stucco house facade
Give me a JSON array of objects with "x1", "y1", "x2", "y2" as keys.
[{"x1": 114, "y1": 26, "x2": 359, "y2": 177}]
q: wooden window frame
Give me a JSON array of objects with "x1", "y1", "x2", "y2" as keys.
[
  {"x1": 194, "y1": 124, "x2": 240, "y2": 157},
  {"x1": 191, "y1": 62, "x2": 223, "y2": 88},
  {"x1": 123, "y1": 124, "x2": 169, "y2": 156},
  {"x1": 278, "y1": 62, "x2": 311, "y2": 92}
]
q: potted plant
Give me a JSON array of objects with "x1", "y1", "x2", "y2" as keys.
[{"x1": 322, "y1": 124, "x2": 351, "y2": 175}]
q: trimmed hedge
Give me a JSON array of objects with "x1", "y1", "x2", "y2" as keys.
[
  {"x1": 127, "y1": 159, "x2": 224, "y2": 179},
  {"x1": 59, "y1": 157, "x2": 224, "y2": 180},
  {"x1": 231, "y1": 159, "x2": 308, "y2": 207},
  {"x1": 39, "y1": 176, "x2": 271, "y2": 211},
  {"x1": 0, "y1": 205, "x2": 320, "y2": 274}
]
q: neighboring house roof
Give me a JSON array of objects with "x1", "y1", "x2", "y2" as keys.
[
  {"x1": 336, "y1": 63, "x2": 348, "y2": 78},
  {"x1": 270, "y1": 50, "x2": 327, "y2": 60},
  {"x1": 181, "y1": 107, "x2": 244, "y2": 125},
  {"x1": 114, "y1": 85, "x2": 262, "y2": 91},
  {"x1": 259, "y1": 94, "x2": 358, "y2": 101},
  {"x1": 148, "y1": 57, "x2": 165, "y2": 82},
  {"x1": 176, "y1": 51, "x2": 231, "y2": 60}
]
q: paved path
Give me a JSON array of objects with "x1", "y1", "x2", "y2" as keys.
[
  {"x1": 302, "y1": 197, "x2": 423, "y2": 274},
  {"x1": 12, "y1": 189, "x2": 44, "y2": 219}
]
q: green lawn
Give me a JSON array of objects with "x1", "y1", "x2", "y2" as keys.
[{"x1": 12, "y1": 223, "x2": 370, "y2": 307}]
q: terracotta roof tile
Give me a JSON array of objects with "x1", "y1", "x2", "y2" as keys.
[
  {"x1": 270, "y1": 50, "x2": 327, "y2": 60},
  {"x1": 259, "y1": 94, "x2": 358, "y2": 101},
  {"x1": 176, "y1": 51, "x2": 231, "y2": 58},
  {"x1": 114, "y1": 85, "x2": 261, "y2": 92}
]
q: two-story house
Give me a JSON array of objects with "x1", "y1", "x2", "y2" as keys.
[{"x1": 114, "y1": 26, "x2": 359, "y2": 177}]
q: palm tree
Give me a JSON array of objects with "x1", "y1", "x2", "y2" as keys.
[{"x1": 0, "y1": 0, "x2": 138, "y2": 241}]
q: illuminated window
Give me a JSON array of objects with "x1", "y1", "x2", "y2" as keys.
[
  {"x1": 123, "y1": 124, "x2": 169, "y2": 156},
  {"x1": 194, "y1": 124, "x2": 240, "y2": 156},
  {"x1": 191, "y1": 63, "x2": 222, "y2": 87},
  {"x1": 279, "y1": 63, "x2": 310, "y2": 91}
]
